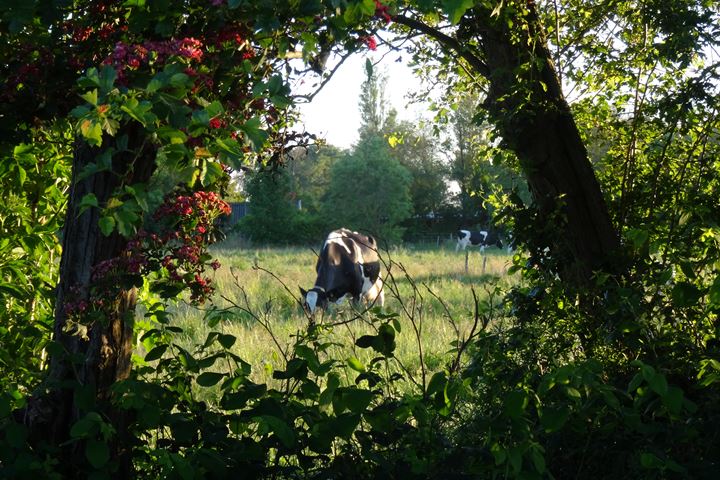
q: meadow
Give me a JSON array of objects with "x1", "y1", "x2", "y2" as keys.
[{"x1": 168, "y1": 236, "x2": 518, "y2": 392}]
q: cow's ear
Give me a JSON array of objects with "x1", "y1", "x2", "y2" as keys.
[{"x1": 299, "y1": 287, "x2": 307, "y2": 297}]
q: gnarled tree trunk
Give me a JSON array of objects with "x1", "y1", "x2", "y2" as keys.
[
  {"x1": 396, "y1": 1, "x2": 621, "y2": 283},
  {"x1": 479, "y1": 4, "x2": 620, "y2": 282},
  {"x1": 22, "y1": 125, "x2": 155, "y2": 477}
]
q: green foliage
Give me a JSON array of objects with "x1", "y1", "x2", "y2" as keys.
[
  {"x1": 384, "y1": 115, "x2": 450, "y2": 228},
  {"x1": 0, "y1": 124, "x2": 72, "y2": 392},
  {"x1": 287, "y1": 144, "x2": 345, "y2": 214},
  {"x1": 322, "y1": 135, "x2": 413, "y2": 244},
  {"x1": 358, "y1": 64, "x2": 389, "y2": 140},
  {"x1": 238, "y1": 167, "x2": 325, "y2": 244},
  {"x1": 85, "y1": 301, "x2": 462, "y2": 478}
]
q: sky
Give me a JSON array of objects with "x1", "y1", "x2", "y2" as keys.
[{"x1": 293, "y1": 49, "x2": 430, "y2": 150}]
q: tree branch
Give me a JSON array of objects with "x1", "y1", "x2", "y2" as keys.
[
  {"x1": 392, "y1": 14, "x2": 491, "y2": 78},
  {"x1": 291, "y1": 50, "x2": 355, "y2": 103}
]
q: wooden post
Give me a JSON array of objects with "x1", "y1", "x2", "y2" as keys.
[
  {"x1": 482, "y1": 254, "x2": 487, "y2": 274},
  {"x1": 465, "y1": 250, "x2": 469, "y2": 273}
]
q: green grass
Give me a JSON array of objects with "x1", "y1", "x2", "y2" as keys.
[{"x1": 168, "y1": 236, "x2": 517, "y2": 390}]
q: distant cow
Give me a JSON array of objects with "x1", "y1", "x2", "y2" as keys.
[
  {"x1": 456, "y1": 229, "x2": 509, "y2": 253},
  {"x1": 300, "y1": 228, "x2": 385, "y2": 314}
]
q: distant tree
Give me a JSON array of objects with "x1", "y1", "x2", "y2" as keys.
[
  {"x1": 286, "y1": 144, "x2": 345, "y2": 214},
  {"x1": 358, "y1": 64, "x2": 388, "y2": 140},
  {"x1": 322, "y1": 136, "x2": 412, "y2": 244},
  {"x1": 448, "y1": 94, "x2": 488, "y2": 224},
  {"x1": 449, "y1": 94, "x2": 529, "y2": 226},
  {"x1": 239, "y1": 167, "x2": 298, "y2": 243},
  {"x1": 383, "y1": 117, "x2": 449, "y2": 223}
]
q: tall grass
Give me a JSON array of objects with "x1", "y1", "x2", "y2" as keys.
[{"x1": 168, "y1": 236, "x2": 517, "y2": 389}]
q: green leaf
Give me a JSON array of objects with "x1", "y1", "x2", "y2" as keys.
[
  {"x1": 663, "y1": 386, "x2": 684, "y2": 414},
  {"x1": 343, "y1": 3, "x2": 362, "y2": 24},
  {"x1": 530, "y1": 446, "x2": 546, "y2": 473},
  {"x1": 205, "y1": 100, "x2": 224, "y2": 119},
  {"x1": 708, "y1": 275, "x2": 720, "y2": 307},
  {"x1": 85, "y1": 439, "x2": 110, "y2": 469},
  {"x1": 98, "y1": 216, "x2": 115, "y2": 236},
  {"x1": 340, "y1": 387, "x2": 373, "y2": 413},
  {"x1": 259, "y1": 415, "x2": 296, "y2": 448},
  {"x1": 503, "y1": 390, "x2": 527, "y2": 419},
  {"x1": 365, "y1": 58, "x2": 373, "y2": 77},
  {"x1": 427, "y1": 371, "x2": 447, "y2": 396},
  {"x1": 640, "y1": 452, "x2": 663, "y2": 469},
  {"x1": 355, "y1": 335, "x2": 375, "y2": 348},
  {"x1": 144, "y1": 344, "x2": 168, "y2": 362},
  {"x1": 0, "y1": 283, "x2": 28, "y2": 300},
  {"x1": 120, "y1": 98, "x2": 154, "y2": 127},
  {"x1": 539, "y1": 406, "x2": 569, "y2": 432},
  {"x1": 98, "y1": 65, "x2": 117, "y2": 94},
  {"x1": 169, "y1": 73, "x2": 190, "y2": 88},
  {"x1": 114, "y1": 207, "x2": 140, "y2": 237},
  {"x1": 218, "y1": 333, "x2": 236, "y2": 349},
  {"x1": 671, "y1": 282, "x2": 702, "y2": 308},
  {"x1": 238, "y1": 117, "x2": 268, "y2": 151},
  {"x1": 319, "y1": 374, "x2": 340, "y2": 406},
  {"x1": 391, "y1": 317, "x2": 401, "y2": 333},
  {"x1": 333, "y1": 413, "x2": 361, "y2": 438},
  {"x1": 79, "y1": 193, "x2": 99, "y2": 214},
  {"x1": 157, "y1": 126, "x2": 188, "y2": 144},
  {"x1": 80, "y1": 120, "x2": 103, "y2": 147},
  {"x1": 80, "y1": 89, "x2": 98, "y2": 106},
  {"x1": 197, "y1": 372, "x2": 224, "y2": 387},
  {"x1": 442, "y1": 0, "x2": 474, "y2": 24},
  {"x1": 70, "y1": 412, "x2": 102, "y2": 439},
  {"x1": 647, "y1": 372, "x2": 668, "y2": 396},
  {"x1": 566, "y1": 386, "x2": 582, "y2": 399},
  {"x1": 273, "y1": 358, "x2": 308, "y2": 380},
  {"x1": 347, "y1": 357, "x2": 365, "y2": 372},
  {"x1": 200, "y1": 161, "x2": 225, "y2": 188}
]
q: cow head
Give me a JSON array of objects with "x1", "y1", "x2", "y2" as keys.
[{"x1": 300, "y1": 286, "x2": 328, "y2": 314}]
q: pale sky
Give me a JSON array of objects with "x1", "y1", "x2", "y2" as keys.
[{"x1": 293, "y1": 48, "x2": 430, "y2": 149}]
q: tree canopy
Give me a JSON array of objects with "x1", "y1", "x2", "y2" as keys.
[{"x1": 323, "y1": 135, "x2": 413, "y2": 243}]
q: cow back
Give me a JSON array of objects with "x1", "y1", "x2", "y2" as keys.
[{"x1": 314, "y1": 229, "x2": 381, "y2": 301}]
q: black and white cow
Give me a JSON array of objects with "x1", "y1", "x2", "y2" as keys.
[
  {"x1": 456, "y1": 229, "x2": 509, "y2": 254},
  {"x1": 300, "y1": 228, "x2": 384, "y2": 314}
]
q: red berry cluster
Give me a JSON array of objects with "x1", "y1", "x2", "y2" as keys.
[
  {"x1": 103, "y1": 38, "x2": 204, "y2": 83},
  {"x1": 63, "y1": 190, "x2": 232, "y2": 322},
  {"x1": 360, "y1": 35, "x2": 378, "y2": 51},
  {"x1": 144, "y1": 191, "x2": 231, "y2": 303},
  {"x1": 374, "y1": 1, "x2": 392, "y2": 23}
]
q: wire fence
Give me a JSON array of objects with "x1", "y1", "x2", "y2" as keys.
[{"x1": 402, "y1": 232, "x2": 457, "y2": 248}]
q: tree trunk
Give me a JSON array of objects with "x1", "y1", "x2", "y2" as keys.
[
  {"x1": 22, "y1": 125, "x2": 155, "y2": 476},
  {"x1": 474, "y1": 2, "x2": 620, "y2": 282},
  {"x1": 396, "y1": 2, "x2": 621, "y2": 283}
]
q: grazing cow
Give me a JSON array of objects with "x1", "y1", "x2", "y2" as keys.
[
  {"x1": 455, "y1": 229, "x2": 505, "y2": 253},
  {"x1": 300, "y1": 228, "x2": 385, "y2": 314}
]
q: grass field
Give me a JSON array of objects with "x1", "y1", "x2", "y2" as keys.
[{"x1": 169, "y1": 235, "x2": 518, "y2": 391}]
